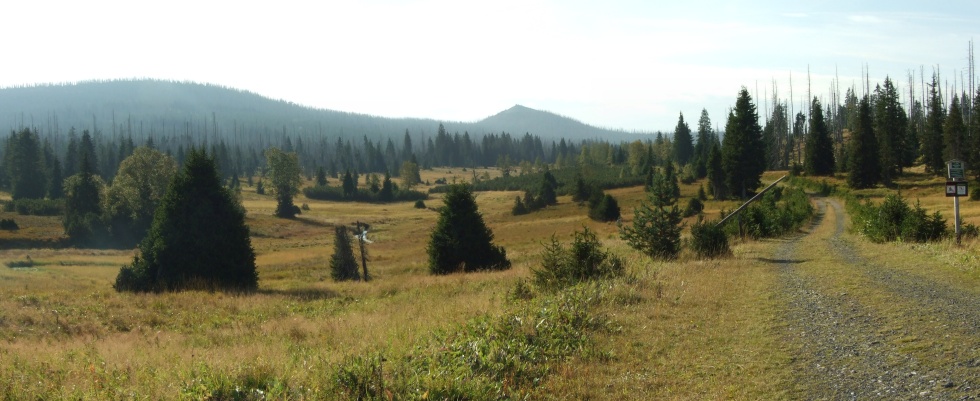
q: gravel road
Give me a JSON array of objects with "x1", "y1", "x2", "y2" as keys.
[{"x1": 777, "y1": 197, "x2": 980, "y2": 400}]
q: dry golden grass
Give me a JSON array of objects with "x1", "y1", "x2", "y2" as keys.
[{"x1": 2, "y1": 166, "x2": 980, "y2": 399}]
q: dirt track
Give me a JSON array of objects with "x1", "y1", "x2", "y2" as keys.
[{"x1": 776, "y1": 197, "x2": 980, "y2": 400}]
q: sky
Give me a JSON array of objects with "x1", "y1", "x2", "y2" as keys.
[{"x1": 3, "y1": 0, "x2": 980, "y2": 132}]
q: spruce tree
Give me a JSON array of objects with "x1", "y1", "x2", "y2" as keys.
[
  {"x1": 804, "y1": 97, "x2": 835, "y2": 176},
  {"x1": 265, "y1": 147, "x2": 302, "y2": 218},
  {"x1": 706, "y1": 142, "x2": 727, "y2": 199},
  {"x1": 315, "y1": 166, "x2": 328, "y2": 186},
  {"x1": 621, "y1": 165, "x2": 683, "y2": 259},
  {"x1": 693, "y1": 109, "x2": 713, "y2": 179},
  {"x1": 848, "y1": 96, "x2": 881, "y2": 189},
  {"x1": 922, "y1": 74, "x2": 946, "y2": 175},
  {"x1": 6, "y1": 128, "x2": 47, "y2": 200},
  {"x1": 379, "y1": 170, "x2": 394, "y2": 202},
  {"x1": 722, "y1": 88, "x2": 765, "y2": 199},
  {"x1": 63, "y1": 153, "x2": 106, "y2": 245},
  {"x1": 943, "y1": 96, "x2": 967, "y2": 162},
  {"x1": 428, "y1": 184, "x2": 510, "y2": 274},
  {"x1": 672, "y1": 112, "x2": 694, "y2": 165},
  {"x1": 114, "y1": 148, "x2": 257, "y2": 292},
  {"x1": 330, "y1": 225, "x2": 360, "y2": 281},
  {"x1": 874, "y1": 77, "x2": 908, "y2": 183}
]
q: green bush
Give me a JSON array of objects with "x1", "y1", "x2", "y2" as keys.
[
  {"x1": 851, "y1": 193, "x2": 947, "y2": 243},
  {"x1": 725, "y1": 187, "x2": 813, "y2": 239},
  {"x1": 532, "y1": 227, "x2": 624, "y2": 290},
  {"x1": 303, "y1": 185, "x2": 427, "y2": 203},
  {"x1": 413, "y1": 200, "x2": 426, "y2": 209},
  {"x1": 3, "y1": 199, "x2": 64, "y2": 216},
  {"x1": 683, "y1": 197, "x2": 704, "y2": 217},
  {"x1": 689, "y1": 217, "x2": 730, "y2": 258},
  {"x1": 0, "y1": 218, "x2": 18, "y2": 230},
  {"x1": 588, "y1": 194, "x2": 620, "y2": 222}
]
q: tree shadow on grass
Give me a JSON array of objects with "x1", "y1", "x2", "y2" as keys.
[
  {"x1": 258, "y1": 287, "x2": 339, "y2": 301},
  {"x1": 292, "y1": 217, "x2": 334, "y2": 228},
  {"x1": 755, "y1": 257, "x2": 809, "y2": 265}
]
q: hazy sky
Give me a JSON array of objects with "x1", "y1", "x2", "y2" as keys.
[{"x1": 3, "y1": 0, "x2": 979, "y2": 131}]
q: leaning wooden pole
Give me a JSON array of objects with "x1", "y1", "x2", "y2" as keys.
[{"x1": 716, "y1": 175, "x2": 789, "y2": 227}]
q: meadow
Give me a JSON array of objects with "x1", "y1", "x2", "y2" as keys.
[{"x1": 1, "y1": 167, "x2": 978, "y2": 399}]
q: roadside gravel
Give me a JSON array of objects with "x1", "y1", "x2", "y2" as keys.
[{"x1": 777, "y1": 197, "x2": 980, "y2": 400}]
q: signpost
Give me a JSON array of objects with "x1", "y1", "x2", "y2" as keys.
[{"x1": 947, "y1": 160, "x2": 966, "y2": 245}]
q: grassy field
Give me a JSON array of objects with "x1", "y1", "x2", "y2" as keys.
[{"x1": 1, "y1": 167, "x2": 978, "y2": 399}]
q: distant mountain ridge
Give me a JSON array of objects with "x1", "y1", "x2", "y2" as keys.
[{"x1": 0, "y1": 80, "x2": 647, "y2": 142}]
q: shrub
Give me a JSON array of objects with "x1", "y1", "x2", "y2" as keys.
[
  {"x1": 683, "y1": 197, "x2": 704, "y2": 217},
  {"x1": 852, "y1": 193, "x2": 947, "y2": 243},
  {"x1": 3, "y1": 199, "x2": 64, "y2": 216},
  {"x1": 532, "y1": 227, "x2": 624, "y2": 291},
  {"x1": 511, "y1": 196, "x2": 529, "y2": 216},
  {"x1": 302, "y1": 185, "x2": 427, "y2": 203},
  {"x1": 0, "y1": 218, "x2": 19, "y2": 230},
  {"x1": 414, "y1": 200, "x2": 426, "y2": 209},
  {"x1": 727, "y1": 187, "x2": 813, "y2": 239},
  {"x1": 689, "y1": 217, "x2": 730, "y2": 258},
  {"x1": 301, "y1": 203, "x2": 310, "y2": 211},
  {"x1": 588, "y1": 194, "x2": 620, "y2": 222}
]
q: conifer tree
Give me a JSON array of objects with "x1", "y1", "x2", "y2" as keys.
[
  {"x1": 330, "y1": 225, "x2": 360, "y2": 281},
  {"x1": 428, "y1": 184, "x2": 510, "y2": 274},
  {"x1": 265, "y1": 147, "x2": 302, "y2": 218},
  {"x1": 706, "y1": 142, "x2": 727, "y2": 199},
  {"x1": 5, "y1": 128, "x2": 47, "y2": 200},
  {"x1": 943, "y1": 96, "x2": 967, "y2": 162},
  {"x1": 114, "y1": 148, "x2": 257, "y2": 292},
  {"x1": 848, "y1": 96, "x2": 881, "y2": 189},
  {"x1": 692, "y1": 109, "x2": 713, "y2": 179},
  {"x1": 922, "y1": 74, "x2": 946, "y2": 175},
  {"x1": 804, "y1": 97, "x2": 835, "y2": 176},
  {"x1": 672, "y1": 112, "x2": 694, "y2": 165},
  {"x1": 315, "y1": 166, "x2": 328, "y2": 186},
  {"x1": 722, "y1": 88, "x2": 765, "y2": 198},
  {"x1": 621, "y1": 165, "x2": 683, "y2": 259},
  {"x1": 379, "y1": 170, "x2": 394, "y2": 202},
  {"x1": 875, "y1": 77, "x2": 908, "y2": 183},
  {"x1": 63, "y1": 153, "x2": 106, "y2": 245}
]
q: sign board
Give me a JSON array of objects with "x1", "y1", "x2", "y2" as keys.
[
  {"x1": 946, "y1": 181, "x2": 968, "y2": 197},
  {"x1": 948, "y1": 160, "x2": 966, "y2": 179}
]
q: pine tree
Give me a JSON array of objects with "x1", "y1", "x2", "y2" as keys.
[
  {"x1": 379, "y1": 170, "x2": 394, "y2": 202},
  {"x1": 722, "y1": 88, "x2": 765, "y2": 199},
  {"x1": 512, "y1": 196, "x2": 528, "y2": 215},
  {"x1": 621, "y1": 165, "x2": 683, "y2": 259},
  {"x1": 706, "y1": 142, "x2": 727, "y2": 199},
  {"x1": 342, "y1": 169, "x2": 356, "y2": 197},
  {"x1": 315, "y1": 166, "x2": 328, "y2": 186},
  {"x1": 692, "y1": 109, "x2": 713, "y2": 179},
  {"x1": 922, "y1": 74, "x2": 946, "y2": 175},
  {"x1": 428, "y1": 184, "x2": 510, "y2": 274},
  {"x1": 848, "y1": 96, "x2": 881, "y2": 189},
  {"x1": 63, "y1": 153, "x2": 106, "y2": 245},
  {"x1": 265, "y1": 147, "x2": 302, "y2": 218},
  {"x1": 47, "y1": 158, "x2": 64, "y2": 199},
  {"x1": 804, "y1": 97, "x2": 836, "y2": 176},
  {"x1": 5, "y1": 128, "x2": 47, "y2": 200},
  {"x1": 538, "y1": 170, "x2": 558, "y2": 207},
  {"x1": 875, "y1": 77, "x2": 908, "y2": 183},
  {"x1": 114, "y1": 148, "x2": 257, "y2": 292},
  {"x1": 672, "y1": 112, "x2": 694, "y2": 165},
  {"x1": 944, "y1": 96, "x2": 967, "y2": 162},
  {"x1": 330, "y1": 225, "x2": 360, "y2": 281},
  {"x1": 588, "y1": 194, "x2": 621, "y2": 222}
]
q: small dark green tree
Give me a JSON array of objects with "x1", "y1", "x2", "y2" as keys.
[
  {"x1": 330, "y1": 225, "x2": 360, "y2": 281},
  {"x1": 532, "y1": 227, "x2": 624, "y2": 291},
  {"x1": 114, "y1": 149, "x2": 257, "y2": 292},
  {"x1": 378, "y1": 170, "x2": 394, "y2": 202},
  {"x1": 256, "y1": 179, "x2": 265, "y2": 195},
  {"x1": 428, "y1": 184, "x2": 510, "y2": 274},
  {"x1": 63, "y1": 153, "x2": 106, "y2": 246},
  {"x1": 342, "y1": 169, "x2": 356, "y2": 197},
  {"x1": 5, "y1": 128, "x2": 47, "y2": 200},
  {"x1": 722, "y1": 88, "x2": 765, "y2": 198},
  {"x1": 512, "y1": 196, "x2": 528, "y2": 215},
  {"x1": 538, "y1": 170, "x2": 558, "y2": 207},
  {"x1": 922, "y1": 74, "x2": 946, "y2": 175},
  {"x1": 265, "y1": 147, "x2": 302, "y2": 218},
  {"x1": 672, "y1": 112, "x2": 694, "y2": 165},
  {"x1": 588, "y1": 194, "x2": 621, "y2": 222},
  {"x1": 706, "y1": 142, "x2": 727, "y2": 199},
  {"x1": 315, "y1": 166, "x2": 328, "y2": 186},
  {"x1": 571, "y1": 173, "x2": 591, "y2": 203},
  {"x1": 621, "y1": 165, "x2": 684, "y2": 259},
  {"x1": 804, "y1": 97, "x2": 835, "y2": 176},
  {"x1": 848, "y1": 95, "x2": 881, "y2": 189}
]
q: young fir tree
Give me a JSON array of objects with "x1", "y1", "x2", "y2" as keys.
[
  {"x1": 875, "y1": 77, "x2": 908, "y2": 183},
  {"x1": 621, "y1": 165, "x2": 684, "y2": 260},
  {"x1": 114, "y1": 148, "x2": 257, "y2": 292},
  {"x1": 265, "y1": 147, "x2": 302, "y2": 218},
  {"x1": 379, "y1": 170, "x2": 394, "y2": 202},
  {"x1": 943, "y1": 96, "x2": 967, "y2": 162},
  {"x1": 6, "y1": 128, "x2": 47, "y2": 200},
  {"x1": 848, "y1": 95, "x2": 881, "y2": 189},
  {"x1": 706, "y1": 142, "x2": 727, "y2": 199},
  {"x1": 721, "y1": 88, "x2": 766, "y2": 199},
  {"x1": 428, "y1": 184, "x2": 510, "y2": 274},
  {"x1": 330, "y1": 225, "x2": 360, "y2": 281},
  {"x1": 922, "y1": 74, "x2": 946, "y2": 175},
  {"x1": 804, "y1": 97, "x2": 836, "y2": 176},
  {"x1": 588, "y1": 193, "x2": 621, "y2": 222},
  {"x1": 692, "y1": 109, "x2": 713, "y2": 179},
  {"x1": 512, "y1": 196, "x2": 528, "y2": 215},
  {"x1": 672, "y1": 112, "x2": 694, "y2": 165},
  {"x1": 315, "y1": 166, "x2": 328, "y2": 186},
  {"x1": 63, "y1": 153, "x2": 106, "y2": 246}
]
